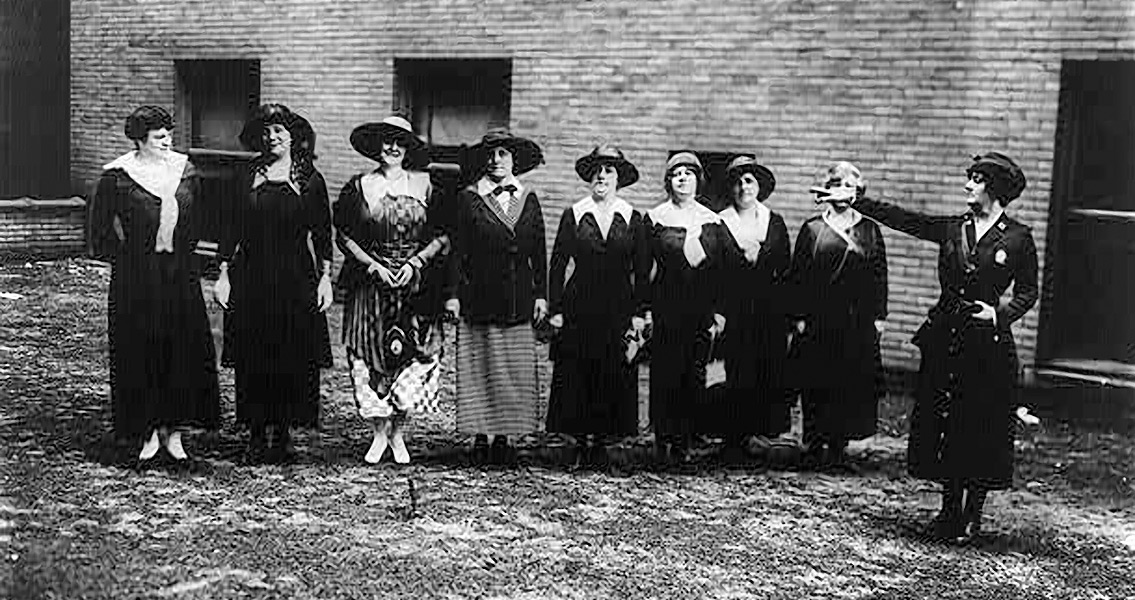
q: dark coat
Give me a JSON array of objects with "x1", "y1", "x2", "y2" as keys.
[
  {"x1": 444, "y1": 185, "x2": 547, "y2": 326},
  {"x1": 854, "y1": 197, "x2": 1039, "y2": 488},
  {"x1": 90, "y1": 162, "x2": 220, "y2": 438},
  {"x1": 787, "y1": 212, "x2": 888, "y2": 441}
]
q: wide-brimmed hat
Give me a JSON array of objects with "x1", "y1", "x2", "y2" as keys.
[
  {"x1": 575, "y1": 144, "x2": 639, "y2": 188},
  {"x1": 238, "y1": 104, "x2": 315, "y2": 155},
  {"x1": 350, "y1": 116, "x2": 429, "y2": 167},
  {"x1": 725, "y1": 155, "x2": 776, "y2": 200},
  {"x1": 967, "y1": 151, "x2": 1027, "y2": 202},
  {"x1": 665, "y1": 151, "x2": 703, "y2": 175},
  {"x1": 466, "y1": 129, "x2": 544, "y2": 177}
]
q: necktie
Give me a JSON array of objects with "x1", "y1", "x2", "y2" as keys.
[{"x1": 491, "y1": 184, "x2": 518, "y2": 197}]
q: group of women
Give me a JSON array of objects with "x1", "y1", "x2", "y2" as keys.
[{"x1": 90, "y1": 103, "x2": 1038, "y2": 543}]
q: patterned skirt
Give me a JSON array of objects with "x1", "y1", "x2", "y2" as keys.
[
  {"x1": 342, "y1": 277, "x2": 421, "y2": 415},
  {"x1": 455, "y1": 321, "x2": 541, "y2": 436}
]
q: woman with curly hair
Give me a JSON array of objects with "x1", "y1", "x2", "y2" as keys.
[{"x1": 214, "y1": 103, "x2": 333, "y2": 463}]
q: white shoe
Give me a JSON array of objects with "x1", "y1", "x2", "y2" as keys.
[
  {"x1": 139, "y1": 430, "x2": 160, "y2": 460},
  {"x1": 165, "y1": 431, "x2": 188, "y2": 461},
  {"x1": 390, "y1": 433, "x2": 410, "y2": 464},
  {"x1": 365, "y1": 431, "x2": 389, "y2": 464}
]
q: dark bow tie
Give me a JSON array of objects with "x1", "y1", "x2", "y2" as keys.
[{"x1": 491, "y1": 184, "x2": 518, "y2": 197}]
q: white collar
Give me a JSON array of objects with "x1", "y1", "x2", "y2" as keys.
[
  {"x1": 648, "y1": 199, "x2": 720, "y2": 228},
  {"x1": 252, "y1": 159, "x2": 302, "y2": 195},
  {"x1": 822, "y1": 205, "x2": 862, "y2": 230},
  {"x1": 718, "y1": 203, "x2": 771, "y2": 241},
  {"x1": 103, "y1": 151, "x2": 188, "y2": 200},
  {"x1": 477, "y1": 175, "x2": 523, "y2": 198},
  {"x1": 361, "y1": 169, "x2": 428, "y2": 202},
  {"x1": 571, "y1": 194, "x2": 633, "y2": 224}
]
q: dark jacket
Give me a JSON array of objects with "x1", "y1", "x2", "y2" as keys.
[{"x1": 445, "y1": 184, "x2": 547, "y2": 325}]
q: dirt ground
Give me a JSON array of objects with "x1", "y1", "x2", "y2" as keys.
[{"x1": 2, "y1": 259, "x2": 1134, "y2": 599}]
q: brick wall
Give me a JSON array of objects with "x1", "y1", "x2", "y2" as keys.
[
  {"x1": 0, "y1": 198, "x2": 87, "y2": 258},
  {"x1": 70, "y1": 0, "x2": 1135, "y2": 374}
]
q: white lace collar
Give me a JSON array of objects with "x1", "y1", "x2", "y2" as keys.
[
  {"x1": 103, "y1": 151, "x2": 188, "y2": 199},
  {"x1": 571, "y1": 195, "x2": 633, "y2": 223}
]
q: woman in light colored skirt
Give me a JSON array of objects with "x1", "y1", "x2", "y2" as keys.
[{"x1": 444, "y1": 129, "x2": 547, "y2": 464}]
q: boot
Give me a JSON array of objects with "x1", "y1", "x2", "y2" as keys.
[
  {"x1": 165, "y1": 430, "x2": 189, "y2": 461},
  {"x1": 365, "y1": 419, "x2": 390, "y2": 464},
  {"x1": 390, "y1": 417, "x2": 410, "y2": 465},
  {"x1": 927, "y1": 481, "x2": 964, "y2": 541},
  {"x1": 138, "y1": 429, "x2": 161, "y2": 461},
  {"x1": 959, "y1": 487, "x2": 987, "y2": 543},
  {"x1": 246, "y1": 424, "x2": 267, "y2": 464},
  {"x1": 471, "y1": 434, "x2": 489, "y2": 465}
]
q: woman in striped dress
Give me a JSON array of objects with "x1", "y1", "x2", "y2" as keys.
[
  {"x1": 444, "y1": 129, "x2": 547, "y2": 464},
  {"x1": 333, "y1": 115, "x2": 448, "y2": 465}
]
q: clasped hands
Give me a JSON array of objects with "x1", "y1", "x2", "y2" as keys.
[{"x1": 368, "y1": 261, "x2": 416, "y2": 289}]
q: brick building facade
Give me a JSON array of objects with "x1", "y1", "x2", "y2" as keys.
[{"x1": 69, "y1": 0, "x2": 1135, "y2": 383}]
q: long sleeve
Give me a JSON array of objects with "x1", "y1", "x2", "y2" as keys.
[
  {"x1": 88, "y1": 172, "x2": 122, "y2": 261},
  {"x1": 872, "y1": 223, "x2": 889, "y2": 320},
  {"x1": 767, "y1": 215, "x2": 792, "y2": 321},
  {"x1": 996, "y1": 230, "x2": 1039, "y2": 329},
  {"x1": 547, "y1": 209, "x2": 574, "y2": 316},
  {"x1": 528, "y1": 193, "x2": 547, "y2": 301},
  {"x1": 443, "y1": 193, "x2": 469, "y2": 301},
  {"x1": 306, "y1": 172, "x2": 333, "y2": 263},
  {"x1": 333, "y1": 179, "x2": 363, "y2": 258},
  {"x1": 635, "y1": 214, "x2": 654, "y2": 315},
  {"x1": 855, "y1": 197, "x2": 952, "y2": 244},
  {"x1": 787, "y1": 223, "x2": 816, "y2": 319},
  {"x1": 218, "y1": 171, "x2": 247, "y2": 263}
]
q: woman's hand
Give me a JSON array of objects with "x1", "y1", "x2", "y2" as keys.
[
  {"x1": 393, "y1": 263, "x2": 416, "y2": 288},
  {"x1": 549, "y1": 314, "x2": 564, "y2": 328},
  {"x1": 444, "y1": 298, "x2": 461, "y2": 321},
  {"x1": 316, "y1": 274, "x2": 333, "y2": 313},
  {"x1": 794, "y1": 319, "x2": 806, "y2": 335},
  {"x1": 709, "y1": 313, "x2": 726, "y2": 338},
  {"x1": 533, "y1": 299, "x2": 549, "y2": 323},
  {"x1": 368, "y1": 262, "x2": 398, "y2": 288},
  {"x1": 969, "y1": 300, "x2": 996, "y2": 322},
  {"x1": 630, "y1": 316, "x2": 646, "y2": 336},
  {"x1": 213, "y1": 269, "x2": 231, "y2": 310}
]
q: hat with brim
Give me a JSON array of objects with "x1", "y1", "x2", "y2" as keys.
[
  {"x1": 575, "y1": 144, "x2": 640, "y2": 188},
  {"x1": 466, "y1": 129, "x2": 544, "y2": 178},
  {"x1": 238, "y1": 104, "x2": 315, "y2": 154},
  {"x1": 350, "y1": 116, "x2": 429, "y2": 168},
  {"x1": 726, "y1": 155, "x2": 776, "y2": 199},
  {"x1": 966, "y1": 151, "x2": 1027, "y2": 201},
  {"x1": 666, "y1": 151, "x2": 703, "y2": 175}
]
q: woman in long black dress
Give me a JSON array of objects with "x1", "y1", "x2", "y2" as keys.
[
  {"x1": 643, "y1": 152, "x2": 727, "y2": 463},
  {"x1": 545, "y1": 145, "x2": 648, "y2": 467},
  {"x1": 214, "y1": 104, "x2": 333, "y2": 463},
  {"x1": 713, "y1": 155, "x2": 792, "y2": 461},
  {"x1": 89, "y1": 105, "x2": 220, "y2": 462},
  {"x1": 334, "y1": 115, "x2": 448, "y2": 465},
  {"x1": 848, "y1": 152, "x2": 1038, "y2": 542},
  {"x1": 789, "y1": 161, "x2": 888, "y2": 471}
]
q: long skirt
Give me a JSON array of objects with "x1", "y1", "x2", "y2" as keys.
[
  {"x1": 545, "y1": 318, "x2": 638, "y2": 437},
  {"x1": 341, "y1": 278, "x2": 421, "y2": 415},
  {"x1": 456, "y1": 321, "x2": 540, "y2": 436},
  {"x1": 110, "y1": 253, "x2": 220, "y2": 439}
]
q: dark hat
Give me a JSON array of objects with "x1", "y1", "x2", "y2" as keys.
[
  {"x1": 466, "y1": 128, "x2": 544, "y2": 178},
  {"x1": 665, "y1": 151, "x2": 703, "y2": 175},
  {"x1": 725, "y1": 155, "x2": 776, "y2": 200},
  {"x1": 575, "y1": 144, "x2": 640, "y2": 188},
  {"x1": 967, "y1": 152, "x2": 1027, "y2": 203},
  {"x1": 238, "y1": 104, "x2": 315, "y2": 155},
  {"x1": 349, "y1": 116, "x2": 430, "y2": 168}
]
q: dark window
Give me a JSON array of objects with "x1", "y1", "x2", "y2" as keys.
[
  {"x1": 394, "y1": 58, "x2": 512, "y2": 185},
  {"x1": 174, "y1": 60, "x2": 260, "y2": 151},
  {"x1": 667, "y1": 150, "x2": 736, "y2": 213}
]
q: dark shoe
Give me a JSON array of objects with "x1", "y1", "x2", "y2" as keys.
[
  {"x1": 472, "y1": 434, "x2": 490, "y2": 465},
  {"x1": 489, "y1": 436, "x2": 512, "y2": 465},
  {"x1": 925, "y1": 510, "x2": 964, "y2": 541},
  {"x1": 244, "y1": 433, "x2": 267, "y2": 465}
]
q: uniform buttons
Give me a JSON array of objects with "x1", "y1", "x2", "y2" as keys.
[
  {"x1": 959, "y1": 287, "x2": 966, "y2": 295},
  {"x1": 993, "y1": 334, "x2": 1000, "y2": 342}
]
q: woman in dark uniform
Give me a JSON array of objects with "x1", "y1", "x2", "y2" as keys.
[
  {"x1": 443, "y1": 129, "x2": 547, "y2": 464},
  {"x1": 545, "y1": 145, "x2": 648, "y2": 467},
  {"x1": 642, "y1": 152, "x2": 727, "y2": 463},
  {"x1": 713, "y1": 155, "x2": 792, "y2": 461},
  {"x1": 213, "y1": 104, "x2": 334, "y2": 464},
  {"x1": 89, "y1": 105, "x2": 220, "y2": 462},
  {"x1": 788, "y1": 161, "x2": 888, "y2": 472},
  {"x1": 846, "y1": 152, "x2": 1038, "y2": 542}
]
